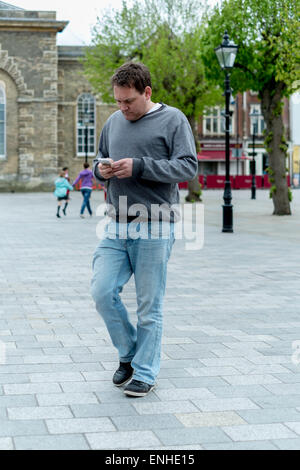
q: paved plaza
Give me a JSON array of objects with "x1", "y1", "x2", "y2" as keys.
[{"x1": 0, "y1": 187, "x2": 300, "y2": 450}]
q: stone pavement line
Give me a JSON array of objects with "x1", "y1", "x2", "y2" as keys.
[{"x1": 0, "y1": 190, "x2": 300, "y2": 450}]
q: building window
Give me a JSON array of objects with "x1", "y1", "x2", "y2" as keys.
[
  {"x1": 0, "y1": 86, "x2": 6, "y2": 158},
  {"x1": 203, "y1": 106, "x2": 233, "y2": 136},
  {"x1": 263, "y1": 153, "x2": 269, "y2": 174},
  {"x1": 250, "y1": 104, "x2": 265, "y2": 136},
  {"x1": 77, "y1": 93, "x2": 96, "y2": 156}
]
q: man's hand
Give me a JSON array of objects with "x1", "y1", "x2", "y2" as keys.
[
  {"x1": 112, "y1": 158, "x2": 133, "y2": 179},
  {"x1": 98, "y1": 158, "x2": 114, "y2": 179}
]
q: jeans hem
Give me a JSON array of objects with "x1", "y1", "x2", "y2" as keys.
[
  {"x1": 119, "y1": 357, "x2": 134, "y2": 363},
  {"x1": 132, "y1": 374, "x2": 156, "y2": 386}
]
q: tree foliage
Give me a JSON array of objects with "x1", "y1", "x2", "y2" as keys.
[
  {"x1": 85, "y1": 0, "x2": 220, "y2": 119},
  {"x1": 84, "y1": 0, "x2": 222, "y2": 201}
]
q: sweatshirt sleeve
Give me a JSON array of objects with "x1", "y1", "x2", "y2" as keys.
[
  {"x1": 93, "y1": 128, "x2": 108, "y2": 183},
  {"x1": 72, "y1": 172, "x2": 81, "y2": 187},
  {"x1": 132, "y1": 117, "x2": 198, "y2": 183}
]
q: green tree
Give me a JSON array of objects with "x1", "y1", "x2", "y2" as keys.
[
  {"x1": 202, "y1": 0, "x2": 300, "y2": 215},
  {"x1": 84, "y1": 0, "x2": 221, "y2": 202}
]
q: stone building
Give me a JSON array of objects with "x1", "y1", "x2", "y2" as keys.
[{"x1": 0, "y1": 1, "x2": 114, "y2": 191}]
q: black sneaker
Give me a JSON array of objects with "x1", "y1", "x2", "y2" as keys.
[
  {"x1": 112, "y1": 362, "x2": 133, "y2": 387},
  {"x1": 124, "y1": 379, "x2": 155, "y2": 397}
]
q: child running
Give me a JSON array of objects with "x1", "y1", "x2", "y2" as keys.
[{"x1": 54, "y1": 171, "x2": 73, "y2": 218}]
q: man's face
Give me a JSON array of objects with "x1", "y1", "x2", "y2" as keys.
[{"x1": 114, "y1": 85, "x2": 152, "y2": 121}]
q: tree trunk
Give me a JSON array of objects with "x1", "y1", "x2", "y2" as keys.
[
  {"x1": 186, "y1": 115, "x2": 201, "y2": 202},
  {"x1": 261, "y1": 83, "x2": 291, "y2": 215}
]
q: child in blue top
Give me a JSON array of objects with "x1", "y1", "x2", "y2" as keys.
[{"x1": 54, "y1": 171, "x2": 73, "y2": 218}]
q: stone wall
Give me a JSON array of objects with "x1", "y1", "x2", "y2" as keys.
[
  {"x1": 0, "y1": 6, "x2": 68, "y2": 191},
  {"x1": 0, "y1": 29, "x2": 60, "y2": 191},
  {"x1": 0, "y1": 9, "x2": 115, "y2": 191}
]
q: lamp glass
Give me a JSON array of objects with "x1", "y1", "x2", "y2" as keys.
[
  {"x1": 215, "y1": 31, "x2": 238, "y2": 71},
  {"x1": 215, "y1": 45, "x2": 238, "y2": 70}
]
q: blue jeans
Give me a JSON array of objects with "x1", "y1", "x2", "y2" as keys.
[
  {"x1": 91, "y1": 221, "x2": 175, "y2": 385},
  {"x1": 80, "y1": 188, "x2": 92, "y2": 215}
]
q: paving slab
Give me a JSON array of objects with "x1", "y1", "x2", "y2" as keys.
[
  {"x1": 154, "y1": 426, "x2": 231, "y2": 446},
  {"x1": 175, "y1": 411, "x2": 246, "y2": 427},
  {"x1": 0, "y1": 189, "x2": 300, "y2": 449},
  {"x1": 14, "y1": 434, "x2": 90, "y2": 450},
  {"x1": 0, "y1": 437, "x2": 14, "y2": 450},
  {"x1": 86, "y1": 430, "x2": 161, "y2": 450},
  {"x1": 222, "y1": 423, "x2": 298, "y2": 441},
  {"x1": 237, "y1": 408, "x2": 300, "y2": 424},
  {"x1": 45, "y1": 417, "x2": 116, "y2": 434}
]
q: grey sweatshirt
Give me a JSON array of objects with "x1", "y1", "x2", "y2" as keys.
[{"x1": 93, "y1": 104, "x2": 198, "y2": 222}]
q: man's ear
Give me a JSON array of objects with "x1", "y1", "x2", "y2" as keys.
[{"x1": 144, "y1": 86, "x2": 152, "y2": 100}]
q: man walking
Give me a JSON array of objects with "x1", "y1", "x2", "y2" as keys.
[{"x1": 91, "y1": 62, "x2": 197, "y2": 397}]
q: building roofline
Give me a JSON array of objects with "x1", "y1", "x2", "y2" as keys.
[{"x1": 0, "y1": 18, "x2": 68, "y2": 33}]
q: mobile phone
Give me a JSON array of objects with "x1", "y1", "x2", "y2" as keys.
[{"x1": 98, "y1": 158, "x2": 112, "y2": 166}]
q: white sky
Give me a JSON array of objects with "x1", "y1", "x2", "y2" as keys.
[
  {"x1": 8, "y1": 0, "x2": 218, "y2": 46},
  {"x1": 7, "y1": 0, "x2": 124, "y2": 45}
]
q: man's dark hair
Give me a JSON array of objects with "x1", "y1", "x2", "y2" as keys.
[
  {"x1": 111, "y1": 62, "x2": 152, "y2": 94},
  {"x1": 83, "y1": 162, "x2": 90, "y2": 169},
  {"x1": 62, "y1": 167, "x2": 68, "y2": 171}
]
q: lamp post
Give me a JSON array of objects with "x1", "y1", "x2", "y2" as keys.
[
  {"x1": 215, "y1": 31, "x2": 238, "y2": 233},
  {"x1": 83, "y1": 106, "x2": 90, "y2": 164},
  {"x1": 249, "y1": 110, "x2": 259, "y2": 200}
]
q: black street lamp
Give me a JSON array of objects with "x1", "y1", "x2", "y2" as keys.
[
  {"x1": 83, "y1": 106, "x2": 90, "y2": 164},
  {"x1": 249, "y1": 110, "x2": 259, "y2": 200},
  {"x1": 215, "y1": 31, "x2": 238, "y2": 233}
]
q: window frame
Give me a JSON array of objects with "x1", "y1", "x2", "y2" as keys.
[
  {"x1": 203, "y1": 106, "x2": 234, "y2": 136},
  {"x1": 76, "y1": 93, "x2": 96, "y2": 157},
  {"x1": 249, "y1": 104, "x2": 265, "y2": 136}
]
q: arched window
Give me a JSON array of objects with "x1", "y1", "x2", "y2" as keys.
[
  {"x1": 0, "y1": 86, "x2": 6, "y2": 158},
  {"x1": 77, "y1": 93, "x2": 96, "y2": 157}
]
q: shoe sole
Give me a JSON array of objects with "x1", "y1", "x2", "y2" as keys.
[
  {"x1": 124, "y1": 384, "x2": 155, "y2": 397},
  {"x1": 113, "y1": 373, "x2": 133, "y2": 388}
]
